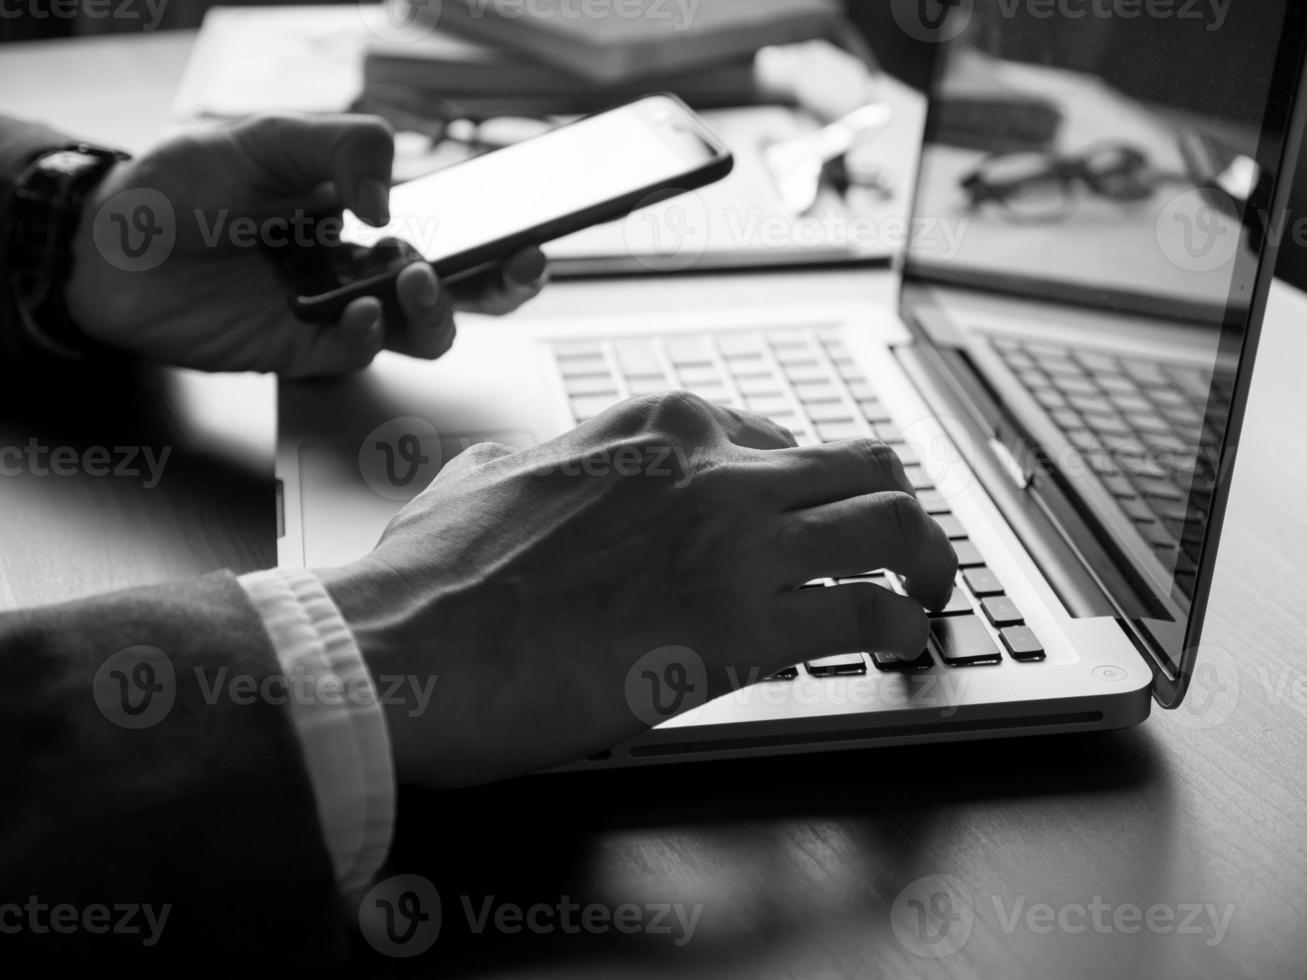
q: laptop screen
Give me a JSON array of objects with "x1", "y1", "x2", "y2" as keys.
[{"x1": 899, "y1": 1, "x2": 1305, "y2": 695}]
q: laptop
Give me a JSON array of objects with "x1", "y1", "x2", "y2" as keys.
[{"x1": 276, "y1": 2, "x2": 1307, "y2": 768}]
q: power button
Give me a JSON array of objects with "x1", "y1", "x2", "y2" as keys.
[{"x1": 1092, "y1": 665, "x2": 1128, "y2": 682}]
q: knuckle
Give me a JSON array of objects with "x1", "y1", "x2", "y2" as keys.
[
  {"x1": 860, "y1": 439, "x2": 901, "y2": 475},
  {"x1": 887, "y1": 490, "x2": 929, "y2": 549},
  {"x1": 620, "y1": 391, "x2": 713, "y2": 435}
]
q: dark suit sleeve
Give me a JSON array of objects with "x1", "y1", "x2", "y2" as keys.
[
  {"x1": 0, "y1": 114, "x2": 98, "y2": 369},
  {"x1": 0, "y1": 571, "x2": 350, "y2": 967}
]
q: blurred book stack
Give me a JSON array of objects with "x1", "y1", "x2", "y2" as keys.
[{"x1": 367, "y1": 0, "x2": 848, "y2": 114}]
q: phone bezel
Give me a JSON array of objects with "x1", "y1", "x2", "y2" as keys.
[{"x1": 289, "y1": 93, "x2": 733, "y2": 323}]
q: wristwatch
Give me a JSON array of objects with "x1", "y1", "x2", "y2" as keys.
[{"x1": 4, "y1": 143, "x2": 129, "y2": 360}]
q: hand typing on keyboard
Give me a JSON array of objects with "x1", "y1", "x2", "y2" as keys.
[{"x1": 319, "y1": 392, "x2": 958, "y2": 788}]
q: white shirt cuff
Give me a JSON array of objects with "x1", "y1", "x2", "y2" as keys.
[{"x1": 237, "y1": 567, "x2": 395, "y2": 896}]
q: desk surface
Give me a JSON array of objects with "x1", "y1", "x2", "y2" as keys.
[{"x1": 2, "y1": 32, "x2": 1305, "y2": 980}]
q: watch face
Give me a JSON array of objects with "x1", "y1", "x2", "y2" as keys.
[{"x1": 41, "y1": 149, "x2": 100, "y2": 177}]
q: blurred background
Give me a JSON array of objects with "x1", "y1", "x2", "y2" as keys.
[{"x1": 4, "y1": 0, "x2": 1306, "y2": 289}]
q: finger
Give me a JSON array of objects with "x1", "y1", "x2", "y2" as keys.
[
  {"x1": 280, "y1": 296, "x2": 386, "y2": 379},
  {"x1": 391, "y1": 261, "x2": 457, "y2": 360},
  {"x1": 775, "y1": 491, "x2": 957, "y2": 609},
  {"x1": 233, "y1": 113, "x2": 395, "y2": 226},
  {"x1": 452, "y1": 247, "x2": 549, "y2": 315},
  {"x1": 767, "y1": 438, "x2": 915, "y2": 509},
  {"x1": 772, "y1": 582, "x2": 930, "y2": 661}
]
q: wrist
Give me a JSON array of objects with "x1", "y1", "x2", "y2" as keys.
[
  {"x1": 4, "y1": 144, "x2": 129, "y2": 360},
  {"x1": 315, "y1": 560, "x2": 426, "y2": 787}
]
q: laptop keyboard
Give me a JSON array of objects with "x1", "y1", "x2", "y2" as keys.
[
  {"x1": 991, "y1": 336, "x2": 1230, "y2": 598},
  {"x1": 552, "y1": 328, "x2": 1045, "y2": 673}
]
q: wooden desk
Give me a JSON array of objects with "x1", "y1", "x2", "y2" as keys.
[{"x1": 2, "y1": 32, "x2": 1305, "y2": 980}]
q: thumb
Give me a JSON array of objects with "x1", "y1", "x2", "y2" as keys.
[{"x1": 232, "y1": 113, "x2": 395, "y2": 226}]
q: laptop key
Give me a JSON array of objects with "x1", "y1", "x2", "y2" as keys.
[
  {"x1": 871, "y1": 648, "x2": 934, "y2": 672},
  {"x1": 962, "y1": 567, "x2": 1004, "y2": 596},
  {"x1": 934, "y1": 515, "x2": 967, "y2": 540},
  {"x1": 805, "y1": 654, "x2": 868, "y2": 676},
  {"x1": 626, "y1": 375, "x2": 670, "y2": 396},
  {"x1": 937, "y1": 587, "x2": 973, "y2": 616},
  {"x1": 614, "y1": 340, "x2": 663, "y2": 378},
  {"x1": 930, "y1": 616, "x2": 1001, "y2": 666},
  {"x1": 570, "y1": 395, "x2": 616, "y2": 422},
  {"x1": 980, "y1": 596, "x2": 1024, "y2": 627},
  {"x1": 816, "y1": 420, "x2": 864, "y2": 443},
  {"x1": 952, "y1": 540, "x2": 985, "y2": 567},
  {"x1": 1000, "y1": 626, "x2": 1045, "y2": 662},
  {"x1": 916, "y1": 490, "x2": 950, "y2": 514},
  {"x1": 565, "y1": 374, "x2": 620, "y2": 397}
]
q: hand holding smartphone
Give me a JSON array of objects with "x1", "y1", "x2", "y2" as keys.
[{"x1": 271, "y1": 94, "x2": 734, "y2": 323}]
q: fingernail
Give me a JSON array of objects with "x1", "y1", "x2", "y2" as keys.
[
  {"x1": 357, "y1": 178, "x2": 390, "y2": 226},
  {"x1": 417, "y1": 274, "x2": 440, "y2": 310},
  {"x1": 362, "y1": 308, "x2": 383, "y2": 345},
  {"x1": 508, "y1": 249, "x2": 548, "y2": 285}
]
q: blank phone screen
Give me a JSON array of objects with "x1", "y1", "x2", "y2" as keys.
[{"x1": 341, "y1": 104, "x2": 715, "y2": 263}]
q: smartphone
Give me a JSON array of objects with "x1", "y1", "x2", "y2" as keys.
[{"x1": 276, "y1": 94, "x2": 733, "y2": 323}]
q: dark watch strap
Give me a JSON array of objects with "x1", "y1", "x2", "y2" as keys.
[{"x1": 5, "y1": 143, "x2": 130, "y2": 360}]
